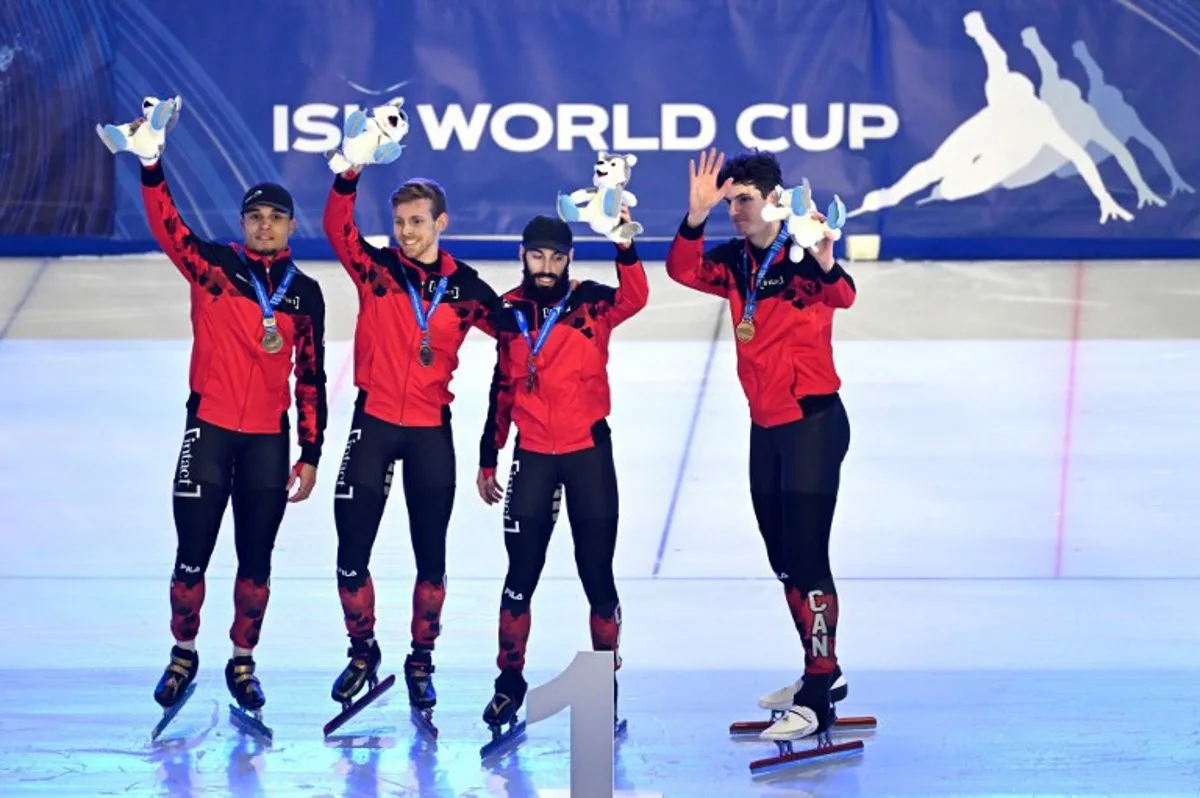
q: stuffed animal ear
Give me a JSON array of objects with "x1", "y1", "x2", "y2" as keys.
[
  {"x1": 625, "y1": 154, "x2": 638, "y2": 167},
  {"x1": 597, "y1": 150, "x2": 609, "y2": 160}
]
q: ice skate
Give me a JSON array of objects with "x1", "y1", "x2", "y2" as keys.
[
  {"x1": 324, "y1": 637, "x2": 396, "y2": 737},
  {"x1": 150, "y1": 645, "x2": 199, "y2": 741},
  {"x1": 404, "y1": 649, "x2": 439, "y2": 739},
  {"x1": 479, "y1": 668, "x2": 528, "y2": 759},
  {"x1": 731, "y1": 665, "x2": 874, "y2": 737},
  {"x1": 743, "y1": 672, "x2": 869, "y2": 775},
  {"x1": 226, "y1": 654, "x2": 274, "y2": 742}
]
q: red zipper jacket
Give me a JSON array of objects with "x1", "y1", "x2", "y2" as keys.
[
  {"x1": 140, "y1": 162, "x2": 328, "y2": 465},
  {"x1": 479, "y1": 243, "x2": 649, "y2": 467},
  {"x1": 324, "y1": 173, "x2": 499, "y2": 427},
  {"x1": 665, "y1": 215, "x2": 856, "y2": 428}
]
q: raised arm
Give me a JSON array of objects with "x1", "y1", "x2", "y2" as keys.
[
  {"x1": 140, "y1": 160, "x2": 226, "y2": 284},
  {"x1": 603, "y1": 241, "x2": 650, "y2": 327},
  {"x1": 665, "y1": 217, "x2": 733, "y2": 297},
  {"x1": 819, "y1": 261, "x2": 857, "y2": 309},
  {"x1": 323, "y1": 168, "x2": 390, "y2": 289}
]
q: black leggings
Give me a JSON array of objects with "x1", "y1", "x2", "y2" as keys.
[
  {"x1": 749, "y1": 394, "x2": 850, "y2": 675},
  {"x1": 333, "y1": 393, "x2": 455, "y2": 650},
  {"x1": 496, "y1": 435, "x2": 622, "y2": 673},
  {"x1": 169, "y1": 414, "x2": 289, "y2": 650}
]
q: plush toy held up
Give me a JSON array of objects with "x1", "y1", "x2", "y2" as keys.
[
  {"x1": 761, "y1": 178, "x2": 847, "y2": 262},
  {"x1": 555, "y1": 151, "x2": 644, "y2": 245},
  {"x1": 96, "y1": 95, "x2": 183, "y2": 166},
  {"x1": 325, "y1": 96, "x2": 409, "y2": 174}
]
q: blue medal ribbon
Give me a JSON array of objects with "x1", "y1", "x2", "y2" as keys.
[
  {"x1": 739, "y1": 226, "x2": 790, "y2": 326},
  {"x1": 405, "y1": 272, "x2": 449, "y2": 350},
  {"x1": 242, "y1": 253, "x2": 297, "y2": 331},
  {"x1": 513, "y1": 287, "x2": 574, "y2": 389}
]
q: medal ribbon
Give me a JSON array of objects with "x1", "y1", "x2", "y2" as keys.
[
  {"x1": 405, "y1": 271, "x2": 449, "y2": 349},
  {"x1": 243, "y1": 253, "x2": 297, "y2": 328},
  {"x1": 514, "y1": 287, "x2": 574, "y2": 380},
  {"x1": 739, "y1": 226, "x2": 790, "y2": 326}
]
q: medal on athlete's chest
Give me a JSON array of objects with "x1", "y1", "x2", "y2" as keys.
[
  {"x1": 244, "y1": 253, "x2": 296, "y2": 356},
  {"x1": 261, "y1": 319, "x2": 284, "y2": 353},
  {"x1": 406, "y1": 271, "x2": 450, "y2": 368},
  {"x1": 735, "y1": 230, "x2": 788, "y2": 345},
  {"x1": 514, "y1": 290, "x2": 573, "y2": 395},
  {"x1": 735, "y1": 319, "x2": 756, "y2": 343}
]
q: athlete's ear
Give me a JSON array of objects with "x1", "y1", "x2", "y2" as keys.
[
  {"x1": 518, "y1": 244, "x2": 526, "y2": 262},
  {"x1": 435, "y1": 212, "x2": 449, "y2": 235}
]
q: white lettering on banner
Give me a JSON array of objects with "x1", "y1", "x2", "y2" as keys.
[
  {"x1": 273, "y1": 102, "x2": 896, "y2": 154},
  {"x1": 736, "y1": 103, "x2": 900, "y2": 152}
]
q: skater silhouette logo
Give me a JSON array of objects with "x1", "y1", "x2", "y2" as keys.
[{"x1": 847, "y1": 10, "x2": 1194, "y2": 226}]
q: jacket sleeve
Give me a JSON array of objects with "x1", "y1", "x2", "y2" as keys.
[
  {"x1": 602, "y1": 241, "x2": 650, "y2": 327},
  {"x1": 323, "y1": 170, "x2": 391, "y2": 294},
  {"x1": 664, "y1": 215, "x2": 733, "y2": 298},
  {"x1": 479, "y1": 333, "x2": 515, "y2": 469},
  {"x1": 469, "y1": 277, "x2": 501, "y2": 339},
  {"x1": 818, "y1": 261, "x2": 857, "y2": 309},
  {"x1": 292, "y1": 284, "x2": 328, "y2": 466},
  {"x1": 139, "y1": 160, "x2": 225, "y2": 283}
]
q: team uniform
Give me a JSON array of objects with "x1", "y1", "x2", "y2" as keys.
[
  {"x1": 141, "y1": 162, "x2": 328, "y2": 713},
  {"x1": 665, "y1": 215, "x2": 856, "y2": 736},
  {"x1": 477, "y1": 220, "x2": 649, "y2": 733},
  {"x1": 322, "y1": 170, "x2": 499, "y2": 714}
]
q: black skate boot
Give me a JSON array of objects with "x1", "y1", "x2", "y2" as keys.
[
  {"x1": 151, "y1": 645, "x2": 200, "y2": 741},
  {"x1": 225, "y1": 655, "x2": 266, "y2": 711},
  {"x1": 154, "y1": 645, "x2": 198, "y2": 708},
  {"x1": 479, "y1": 668, "x2": 528, "y2": 759},
  {"x1": 405, "y1": 649, "x2": 438, "y2": 738},
  {"x1": 225, "y1": 654, "x2": 273, "y2": 741},
  {"x1": 323, "y1": 637, "x2": 398, "y2": 738},
  {"x1": 331, "y1": 637, "x2": 382, "y2": 706}
]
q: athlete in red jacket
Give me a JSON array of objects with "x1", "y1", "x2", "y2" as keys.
[
  {"x1": 323, "y1": 166, "x2": 499, "y2": 720},
  {"x1": 475, "y1": 212, "x2": 649, "y2": 737},
  {"x1": 665, "y1": 149, "x2": 856, "y2": 743},
  {"x1": 126, "y1": 148, "x2": 327, "y2": 718}
]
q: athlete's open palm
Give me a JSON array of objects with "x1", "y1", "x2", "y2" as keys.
[{"x1": 688, "y1": 148, "x2": 733, "y2": 225}]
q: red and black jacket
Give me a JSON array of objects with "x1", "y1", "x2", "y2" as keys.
[
  {"x1": 665, "y1": 215, "x2": 856, "y2": 428},
  {"x1": 140, "y1": 162, "x2": 328, "y2": 465},
  {"x1": 324, "y1": 173, "x2": 499, "y2": 427},
  {"x1": 479, "y1": 243, "x2": 650, "y2": 468}
]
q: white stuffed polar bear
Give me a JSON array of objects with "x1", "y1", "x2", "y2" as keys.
[
  {"x1": 761, "y1": 177, "x2": 847, "y2": 262},
  {"x1": 96, "y1": 95, "x2": 183, "y2": 166},
  {"x1": 556, "y1": 151, "x2": 644, "y2": 245},
  {"x1": 325, "y1": 96, "x2": 409, "y2": 174}
]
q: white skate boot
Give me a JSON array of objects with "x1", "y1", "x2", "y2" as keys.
[{"x1": 758, "y1": 665, "x2": 847, "y2": 712}]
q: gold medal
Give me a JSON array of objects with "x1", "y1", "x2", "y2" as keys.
[
  {"x1": 735, "y1": 319, "x2": 756, "y2": 344},
  {"x1": 261, "y1": 320, "x2": 284, "y2": 354},
  {"x1": 419, "y1": 343, "x2": 434, "y2": 367}
]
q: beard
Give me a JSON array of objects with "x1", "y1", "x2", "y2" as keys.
[{"x1": 521, "y1": 263, "x2": 570, "y2": 303}]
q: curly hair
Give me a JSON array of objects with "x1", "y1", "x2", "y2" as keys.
[{"x1": 717, "y1": 151, "x2": 783, "y2": 199}]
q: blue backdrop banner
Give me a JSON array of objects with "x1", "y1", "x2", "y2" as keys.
[{"x1": 2, "y1": 0, "x2": 1198, "y2": 260}]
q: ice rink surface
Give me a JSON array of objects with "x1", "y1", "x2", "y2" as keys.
[{"x1": 1, "y1": 252, "x2": 1199, "y2": 796}]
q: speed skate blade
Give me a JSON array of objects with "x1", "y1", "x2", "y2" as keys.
[
  {"x1": 615, "y1": 717, "x2": 628, "y2": 740},
  {"x1": 324, "y1": 673, "x2": 396, "y2": 737},
  {"x1": 151, "y1": 683, "x2": 196, "y2": 741},
  {"x1": 749, "y1": 739, "x2": 864, "y2": 774},
  {"x1": 410, "y1": 705, "x2": 439, "y2": 739},
  {"x1": 730, "y1": 715, "x2": 877, "y2": 737},
  {"x1": 480, "y1": 720, "x2": 527, "y2": 760},
  {"x1": 229, "y1": 704, "x2": 274, "y2": 743}
]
